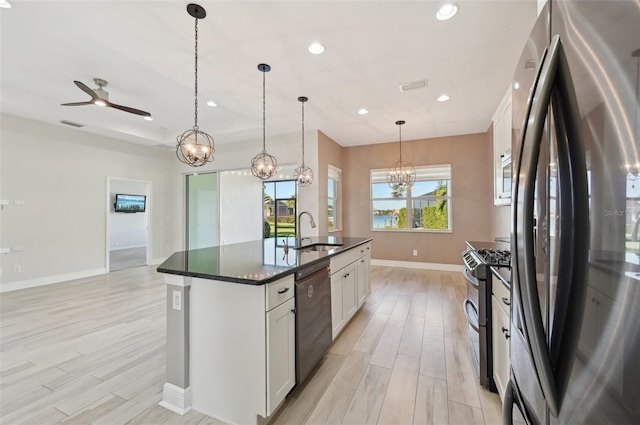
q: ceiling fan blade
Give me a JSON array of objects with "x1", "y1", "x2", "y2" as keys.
[
  {"x1": 61, "y1": 101, "x2": 94, "y2": 106},
  {"x1": 74, "y1": 80, "x2": 98, "y2": 100},
  {"x1": 107, "y1": 101, "x2": 151, "y2": 117}
]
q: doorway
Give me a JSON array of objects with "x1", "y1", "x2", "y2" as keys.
[
  {"x1": 186, "y1": 173, "x2": 219, "y2": 249},
  {"x1": 106, "y1": 177, "x2": 151, "y2": 272},
  {"x1": 263, "y1": 179, "x2": 297, "y2": 241}
]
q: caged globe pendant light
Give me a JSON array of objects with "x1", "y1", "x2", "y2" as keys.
[
  {"x1": 251, "y1": 64, "x2": 278, "y2": 180},
  {"x1": 294, "y1": 96, "x2": 314, "y2": 186},
  {"x1": 176, "y1": 4, "x2": 215, "y2": 167},
  {"x1": 387, "y1": 120, "x2": 416, "y2": 189}
]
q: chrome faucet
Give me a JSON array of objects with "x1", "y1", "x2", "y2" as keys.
[{"x1": 297, "y1": 211, "x2": 316, "y2": 247}]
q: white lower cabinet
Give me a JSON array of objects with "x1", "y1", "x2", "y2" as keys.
[
  {"x1": 330, "y1": 243, "x2": 371, "y2": 340},
  {"x1": 266, "y1": 297, "x2": 295, "y2": 415},
  {"x1": 331, "y1": 272, "x2": 345, "y2": 338},
  {"x1": 492, "y1": 294, "x2": 510, "y2": 400}
]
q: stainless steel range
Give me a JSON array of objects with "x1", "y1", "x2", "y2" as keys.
[{"x1": 462, "y1": 241, "x2": 510, "y2": 391}]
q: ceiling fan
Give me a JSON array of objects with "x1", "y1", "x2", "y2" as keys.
[{"x1": 61, "y1": 78, "x2": 151, "y2": 118}]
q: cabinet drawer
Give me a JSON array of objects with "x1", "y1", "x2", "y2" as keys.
[
  {"x1": 330, "y1": 243, "x2": 369, "y2": 273},
  {"x1": 266, "y1": 275, "x2": 294, "y2": 311},
  {"x1": 492, "y1": 279, "x2": 511, "y2": 316}
]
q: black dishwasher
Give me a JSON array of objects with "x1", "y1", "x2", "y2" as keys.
[{"x1": 295, "y1": 259, "x2": 332, "y2": 385}]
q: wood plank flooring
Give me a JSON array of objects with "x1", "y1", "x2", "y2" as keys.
[{"x1": 1, "y1": 265, "x2": 503, "y2": 424}]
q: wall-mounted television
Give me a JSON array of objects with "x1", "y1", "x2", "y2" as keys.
[{"x1": 114, "y1": 194, "x2": 146, "y2": 213}]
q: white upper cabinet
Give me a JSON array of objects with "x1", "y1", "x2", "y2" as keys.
[{"x1": 492, "y1": 88, "x2": 512, "y2": 206}]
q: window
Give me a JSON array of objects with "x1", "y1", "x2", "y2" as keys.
[
  {"x1": 263, "y1": 180, "x2": 297, "y2": 240},
  {"x1": 328, "y1": 165, "x2": 342, "y2": 231},
  {"x1": 371, "y1": 164, "x2": 452, "y2": 232}
]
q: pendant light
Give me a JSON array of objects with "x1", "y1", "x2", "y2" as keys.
[
  {"x1": 294, "y1": 96, "x2": 314, "y2": 186},
  {"x1": 387, "y1": 120, "x2": 416, "y2": 188},
  {"x1": 624, "y1": 48, "x2": 640, "y2": 186},
  {"x1": 176, "y1": 4, "x2": 214, "y2": 167},
  {"x1": 251, "y1": 64, "x2": 278, "y2": 180}
]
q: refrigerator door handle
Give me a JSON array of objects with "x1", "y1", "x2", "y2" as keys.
[
  {"x1": 548, "y1": 33, "x2": 590, "y2": 409},
  {"x1": 513, "y1": 35, "x2": 562, "y2": 417}
]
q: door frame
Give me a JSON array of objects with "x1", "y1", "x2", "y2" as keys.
[{"x1": 106, "y1": 176, "x2": 152, "y2": 272}]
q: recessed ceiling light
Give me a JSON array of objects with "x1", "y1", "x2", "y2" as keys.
[
  {"x1": 308, "y1": 42, "x2": 325, "y2": 55},
  {"x1": 436, "y1": 4, "x2": 458, "y2": 20},
  {"x1": 514, "y1": 82, "x2": 521, "y2": 90},
  {"x1": 437, "y1": 94, "x2": 450, "y2": 102},
  {"x1": 144, "y1": 116, "x2": 154, "y2": 121},
  {"x1": 0, "y1": 1, "x2": 12, "y2": 8},
  {"x1": 358, "y1": 108, "x2": 369, "y2": 115},
  {"x1": 206, "y1": 100, "x2": 217, "y2": 107}
]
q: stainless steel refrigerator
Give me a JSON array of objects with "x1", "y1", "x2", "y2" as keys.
[{"x1": 505, "y1": 1, "x2": 640, "y2": 424}]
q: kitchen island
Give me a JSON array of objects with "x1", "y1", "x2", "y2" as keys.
[{"x1": 157, "y1": 236, "x2": 372, "y2": 425}]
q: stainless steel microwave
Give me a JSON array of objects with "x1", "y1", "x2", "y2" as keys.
[{"x1": 499, "y1": 149, "x2": 512, "y2": 200}]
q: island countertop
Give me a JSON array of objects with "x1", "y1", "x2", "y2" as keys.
[{"x1": 157, "y1": 236, "x2": 372, "y2": 285}]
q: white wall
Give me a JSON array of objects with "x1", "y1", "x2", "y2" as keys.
[
  {"x1": 109, "y1": 180, "x2": 149, "y2": 250},
  {"x1": 219, "y1": 170, "x2": 262, "y2": 245},
  {"x1": 0, "y1": 114, "x2": 182, "y2": 291}
]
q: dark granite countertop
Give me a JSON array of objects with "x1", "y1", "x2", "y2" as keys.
[{"x1": 157, "y1": 236, "x2": 372, "y2": 285}]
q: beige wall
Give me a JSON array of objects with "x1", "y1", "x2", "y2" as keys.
[
  {"x1": 342, "y1": 132, "x2": 494, "y2": 265},
  {"x1": 317, "y1": 130, "x2": 344, "y2": 237}
]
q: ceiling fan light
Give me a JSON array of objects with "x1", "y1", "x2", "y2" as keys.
[
  {"x1": 144, "y1": 116, "x2": 154, "y2": 121},
  {"x1": 94, "y1": 100, "x2": 107, "y2": 107}
]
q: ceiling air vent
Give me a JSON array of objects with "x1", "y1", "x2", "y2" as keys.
[
  {"x1": 399, "y1": 79, "x2": 428, "y2": 92},
  {"x1": 60, "y1": 120, "x2": 85, "y2": 128}
]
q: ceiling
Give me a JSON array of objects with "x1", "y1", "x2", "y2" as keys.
[{"x1": 1, "y1": 0, "x2": 538, "y2": 149}]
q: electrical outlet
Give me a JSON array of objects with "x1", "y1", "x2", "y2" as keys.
[
  {"x1": 172, "y1": 290, "x2": 182, "y2": 311},
  {"x1": 413, "y1": 249, "x2": 418, "y2": 256},
  {"x1": 13, "y1": 265, "x2": 22, "y2": 274}
]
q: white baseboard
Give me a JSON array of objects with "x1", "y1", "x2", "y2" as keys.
[
  {"x1": 159, "y1": 383, "x2": 192, "y2": 416},
  {"x1": 0, "y1": 267, "x2": 106, "y2": 293},
  {"x1": 371, "y1": 259, "x2": 463, "y2": 272}
]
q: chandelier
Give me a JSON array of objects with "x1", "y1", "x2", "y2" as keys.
[
  {"x1": 251, "y1": 64, "x2": 278, "y2": 180},
  {"x1": 387, "y1": 120, "x2": 416, "y2": 188},
  {"x1": 176, "y1": 4, "x2": 214, "y2": 167},
  {"x1": 294, "y1": 96, "x2": 314, "y2": 186}
]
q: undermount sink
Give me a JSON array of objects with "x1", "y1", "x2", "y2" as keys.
[{"x1": 295, "y1": 243, "x2": 343, "y2": 252}]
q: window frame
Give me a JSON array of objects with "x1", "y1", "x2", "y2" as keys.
[
  {"x1": 370, "y1": 164, "x2": 453, "y2": 233},
  {"x1": 328, "y1": 165, "x2": 342, "y2": 232}
]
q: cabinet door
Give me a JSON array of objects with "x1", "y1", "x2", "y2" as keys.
[
  {"x1": 331, "y1": 272, "x2": 345, "y2": 340},
  {"x1": 343, "y1": 262, "x2": 358, "y2": 321},
  {"x1": 266, "y1": 297, "x2": 295, "y2": 415},
  {"x1": 356, "y1": 258, "x2": 367, "y2": 307},
  {"x1": 492, "y1": 295, "x2": 510, "y2": 401}
]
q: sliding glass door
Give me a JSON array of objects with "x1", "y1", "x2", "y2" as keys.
[{"x1": 187, "y1": 173, "x2": 219, "y2": 250}]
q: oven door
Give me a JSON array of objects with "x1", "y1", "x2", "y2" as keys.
[{"x1": 463, "y1": 267, "x2": 485, "y2": 326}]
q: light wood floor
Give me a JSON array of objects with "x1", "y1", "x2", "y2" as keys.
[{"x1": 0, "y1": 265, "x2": 503, "y2": 425}]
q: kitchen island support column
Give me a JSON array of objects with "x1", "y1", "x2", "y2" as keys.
[{"x1": 159, "y1": 274, "x2": 192, "y2": 415}]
